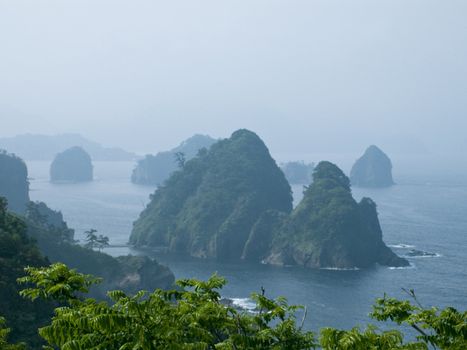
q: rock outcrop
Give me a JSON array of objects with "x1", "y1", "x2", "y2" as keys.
[
  {"x1": 350, "y1": 145, "x2": 394, "y2": 188},
  {"x1": 50, "y1": 146, "x2": 93, "y2": 183},
  {"x1": 262, "y1": 162, "x2": 408, "y2": 268},
  {"x1": 131, "y1": 134, "x2": 217, "y2": 186},
  {"x1": 130, "y1": 129, "x2": 293, "y2": 260},
  {"x1": 0, "y1": 150, "x2": 29, "y2": 214}
]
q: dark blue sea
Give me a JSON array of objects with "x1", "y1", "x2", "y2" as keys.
[{"x1": 27, "y1": 159, "x2": 467, "y2": 332}]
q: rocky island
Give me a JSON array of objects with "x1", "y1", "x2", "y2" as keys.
[
  {"x1": 0, "y1": 150, "x2": 29, "y2": 213},
  {"x1": 254, "y1": 162, "x2": 409, "y2": 268},
  {"x1": 131, "y1": 130, "x2": 407, "y2": 269},
  {"x1": 130, "y1": 129, "x2": 293, "y2": 260},
  {"x1": 281, "y1": 161, "x2": 315, "y2": 184},
  {"x1": 131, "y1": 134, "x2": 217, "y2": 185},
  {"x1": 350, "y1": 145, "x2": 395, "y2": 188},
  {"x1": 50, "y1": 146, "x2": 93, "y2": 183}
]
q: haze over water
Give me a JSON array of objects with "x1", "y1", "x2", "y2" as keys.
[{"x1": 27, "y1": 158, "x2": 467, "y2": 330}]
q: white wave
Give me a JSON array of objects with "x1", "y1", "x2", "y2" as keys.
[
  {"x1": 388, "y1": 243, "x2": 415, "y2": 249},
  {"x1": 404, "y1": 253, "x2": 442, "y2": 258},
  {"x1": 230, "y1": 298, "x2": 257, "y2": 311},
  {"x1": 388, "y1": 264, "x2": 415, "y2": 270},
  {"x1": 320, "y1": 267, "x2": 360, "y2": 271}
]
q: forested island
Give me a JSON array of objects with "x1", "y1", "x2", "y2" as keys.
[
  {"x1": 252, "y1": 162, "x2": 408, "y2": 268},
  {"x1": 280, "y1": 161, "x2": 315, "y2": 184},
  {"x1": 131, "y1": 129, "x2": 292, "y2": 259},
  {"x1": 131, "y1": 129, "x2": 407, "y2": 269},
  {"x1": 131, "y1": 134, "x2": 217, "y2": 185},
  {"x1": 50, "y1": 146, "x2": 93, "y2": 183},
  {"x1": 350, "y1": 145, "x2": 395, "y2": 188}
]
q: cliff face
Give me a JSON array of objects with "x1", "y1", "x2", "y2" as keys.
[
  {"x1": 131, "y1": 134, "x2": 217, "y2": 185},
  {"x1": 0, "y1": 150, "x2": 29, "y2": 214},
  {"x1": 130, "y1": 129, "x2": 293, "y2": 260},
  {"x1": 50, "y1": 146, "x2": 93, "y2": 183},
  {"x1": 350, "y1": 145, "x2": 394, "y2": 188},
  {"x1": 263, "y1": 162, "x2": 408, "y2": 268}
]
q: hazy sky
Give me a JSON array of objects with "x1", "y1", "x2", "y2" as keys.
[{"x1": 1, "y1": 0, "x2": 466, "y2": 156}]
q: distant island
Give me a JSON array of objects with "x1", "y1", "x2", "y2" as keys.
[
  {"x1": 131, "y1": 129, "x2": 407, "y2": 269},
  {"x1": 281, "y1": 161, "x2": 315, "y2": 184},
  {"x1": 350, "y1": 145, "x2": 395, "y2": 188},
  {"x1": 0, "y1": 150, "x2": 29, "y2": 213},
  {"x1": 131, "y1": 134, "x2": 217, "y2": 186},
  {"x1": 50, "y1": 146, "x2": 93, "y2": 183},
  {"x1": 0, "y1": 133, "x2": 136, "y2": 161}
]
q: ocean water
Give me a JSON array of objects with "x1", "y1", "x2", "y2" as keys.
[{"x1": 27, "y1": 160, "x2": 467, "y2": 331}]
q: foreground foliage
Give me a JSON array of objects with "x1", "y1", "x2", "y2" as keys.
[
  {"x1": 0, "y1": 198, "x2": 54, "y2": 347},
  {"x1": 17, "y1": 263, "x2": 466, "y2": 349}
]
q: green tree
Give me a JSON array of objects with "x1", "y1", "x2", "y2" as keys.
[
  {"x1": 174, "y1": 151, "x2": 186, "y2": 168},
  {"x1": 17, "y1": 263, "x2": 466, "y2": 350},
  {"x1": 0, "y1": 317, "x2": 26, "y2": 350},
  {"x1": 19, "y1": 263, "x2": 315, "y2": 349},
  {"x1": 84, "y1": 229, "x2": 109, "y2": 251}
]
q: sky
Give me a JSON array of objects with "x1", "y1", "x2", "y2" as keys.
[{"x1": 1, "y1": 0, "x2": 466, "y2": 157}]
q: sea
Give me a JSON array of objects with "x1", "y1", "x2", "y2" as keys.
[{"x1": 27, "y1": 158, "x2": 467, "y2": 332}]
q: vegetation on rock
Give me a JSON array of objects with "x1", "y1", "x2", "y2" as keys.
[
  {"x1": 50, "y1": 146, "x2": 93, "y2": 183},
  {"x1": 263, "y1": 161, "x2": 409, "y2": 268},
  {"x1": 131, "y1": 129, "x2": 293, "y2": 260}
]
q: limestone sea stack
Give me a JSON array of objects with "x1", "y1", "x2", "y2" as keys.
[
  {"x1": 350, "y1": 145, "x2": 394, "y2": 188},
  {"x1": 50, "y1": 146, "x2": 93, "y2": 183}
]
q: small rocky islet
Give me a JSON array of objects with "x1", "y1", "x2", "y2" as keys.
[
  {"x1": 50, "y1": 146, "x2": 93, "y2": 183},
  {"x1": 350, "y1": 145, "x2": 395, "y2": 188}
]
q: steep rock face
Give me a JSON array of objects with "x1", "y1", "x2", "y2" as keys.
[
  {"x1": 281, "y1": 161, "x2": 315, "y2": 184},
  {"x1": 131, "y1": 134, "x2": 217, "y2": 185},
  {"x1": 263, "y1": 162, "x2": 408, "y2": 268},
  {"x1": 350, "y1": 145, "x2": 394, "y2": 188},
  {"x1": 0, "y1": 150, "x2": 29, "y2": 214},
  {"x1": 130, "y1": 129, "x2": 293, "y2": 260},
  {"x1": 50, "y1": 146, "x2": 93, "y2": 183}
]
